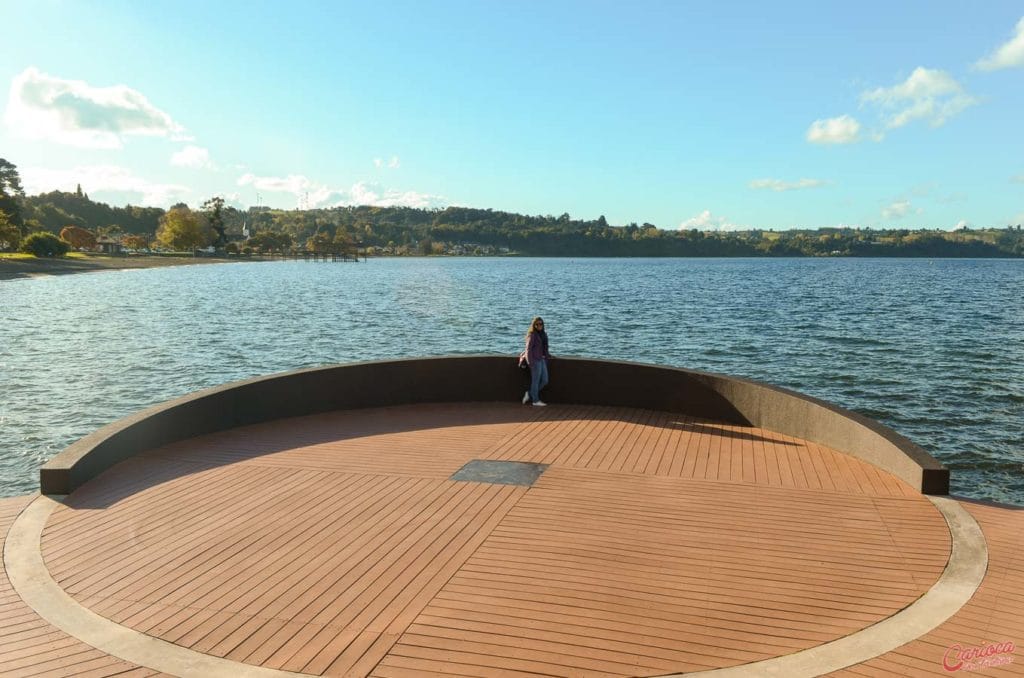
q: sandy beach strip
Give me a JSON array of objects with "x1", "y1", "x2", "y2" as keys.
[{"x1": 0, "y1": 254, "x2": 260, "y2": 281}]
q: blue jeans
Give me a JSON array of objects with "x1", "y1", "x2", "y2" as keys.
[{"x1": 529, "y1": 359, "x2": 549, "y2": 403}]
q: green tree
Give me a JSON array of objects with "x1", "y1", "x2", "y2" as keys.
[
  {"x1": 0, "y1": 210, "x2": 20, "y2": 251},
  {"x1": 97, "y1": 224, "x2": 122, "y2": 239},
  {"x1": 306, "y1": 232, "x2": 333, "y2": 253},
  {"x1": 156, "y1": 206, "x2": 210, "y2": 251},
  {"x1": 23, "y1": 190, "x2": 161, "y2": 235},
  {"x1": 0, "y1": 158, "x2": 25, "y2": 237},
  {"x1": 21, "y1": 231, "x2": 70, "y2": 257},
  {"x1": 248, "y1": 230, "x2": 291, "y2": 253},
  {"x1": 333, "y1": 230, "x2": 355, "y2": 253},
  {"x1": 201, "y1": 196, "x2": 227, "y2": 247}
]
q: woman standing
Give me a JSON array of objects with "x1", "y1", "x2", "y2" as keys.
[{"x1": 522, "y1": 316, "x2": 552, "y2": 406}]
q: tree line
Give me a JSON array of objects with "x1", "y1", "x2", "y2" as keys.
[{"x1": 2, "y1": 157, "x2": 1022, "y2": 258}]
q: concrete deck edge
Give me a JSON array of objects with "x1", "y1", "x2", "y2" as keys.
[
  {"x1": 3, "y1": 494, "x2": 314, "y2": 678},
  {"x1": 670, "y1": 495, "x2": 988, "y2": 677}
]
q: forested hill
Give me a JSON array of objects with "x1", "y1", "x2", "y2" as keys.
[
  {"x1": 24, "y1": 189, "x2": 165, "y2": 237},
  {"x1": 19, "y1": 192, "x2": 1024, "y2": 257}
]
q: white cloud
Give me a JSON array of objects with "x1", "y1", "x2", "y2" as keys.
[
  {"x1": 170, "y1": 145, "x2": 212, "y2": 168},
  {"x1": 976, "y1": 17, "x2": 1024, "y2": 71},
  {"x1": 21, "y1": 165, "x2": 189, "y2": 206},
  {"x1": 806, "y1": 115, "x2": 861, "y2": 144},
  {"x1": 303, "y1": 186, "x2": 332, "y2": 207},
  {"x1": 334, "y1": 181, "x2": 444, "y2": 209},
  {"x1": 749, "y1": 178, "x2": 828, "y2": 192},
  {"x1": 909, "y1": 182, "x2": 937, "y2": 197},
  {"x1": 881, "y1": 200, "x2": 912, "y2": 220},
  {"x1": 954, "y1": 219, "x2": 970, "y2": 229},
  {"x1": 860, "y1": 67, "x2": 977, "y2": 129},
  {"x1": 1012, "y1": 175, "x2": 1024, "y2": 184},
  {"x1": 677, "y1": 209, "x2": 743, "y2": 231},
  {"x1": 216, "y1": 192, "x2": 245, "y2": 209},
  {"x1": 4, "y1": 67, "x2": 185, "y2": 148},
  {"x1": 237, "y1": 172, "x2": 313, "y2": 195},
  {"x1": 374, "y1": 155, "x2": 401, "y2": 169},
  {"x1": 236, "y1": 173, "x2": 446, "y2": 209},
  {"x1": 237, "y1": 172, "x2": 329, "y2": 209}
]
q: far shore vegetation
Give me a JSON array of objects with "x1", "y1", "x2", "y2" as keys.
[{"x1": 2, "y1": 157, "x2": 1022, "y2": 261}]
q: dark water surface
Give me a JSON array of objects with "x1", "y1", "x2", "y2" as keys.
[{"x1": 1, "y1": 257, "x2": 1021, "y2": 502}]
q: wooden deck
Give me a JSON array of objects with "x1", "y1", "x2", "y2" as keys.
[
  {"x1": 828, "y1": 498, "x2": 1024, "y2": 678},
  {"x1": 0, "y1": 495, "x2": 163, "y2": 678},
  {"x1": 2, "y1": 402, "x2": 1021, "y2": 676}
]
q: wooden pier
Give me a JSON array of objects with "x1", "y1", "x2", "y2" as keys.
[
  {"x1": 298, "y1": 251, "x2": 362, "y2": 263},
  {"x1": 254, "y1": 250, "x2": 363, "y2": 263}
]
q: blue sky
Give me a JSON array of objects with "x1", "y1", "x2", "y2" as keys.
[{"x1": 1, "y1": 0, "x2": 1022, "y2": 230}]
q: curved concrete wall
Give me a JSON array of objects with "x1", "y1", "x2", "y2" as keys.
[{"x1": 40, "y1": 356, "x2": 949, "y2": 495}]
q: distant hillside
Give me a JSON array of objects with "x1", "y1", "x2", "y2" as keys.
[
  {"x1": 20, "y1": 193, "x2": 1024, "y2": 257},
  {"x1": 23, "y1": 189, "x2": 164, "y2": 236}
]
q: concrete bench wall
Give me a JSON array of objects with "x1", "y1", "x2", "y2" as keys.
[{"x1": 40, "y1": 356, "x2": 949, "y2": 495}]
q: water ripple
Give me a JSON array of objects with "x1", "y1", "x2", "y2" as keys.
[{"x1": 1, "y1": 257, "x2": 1022, "y2": 502}]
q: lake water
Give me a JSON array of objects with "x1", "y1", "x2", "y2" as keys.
[{"x1": 1, "y1": 257, "x2": 1021, "y2": 502}]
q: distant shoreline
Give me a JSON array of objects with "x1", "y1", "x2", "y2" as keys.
[
  {"x1": 0, "y1": 255, "x2": 250, "y2": 281},
  {"x1": 4, "y1": 253, "x2": 1023, "y2": 282}
]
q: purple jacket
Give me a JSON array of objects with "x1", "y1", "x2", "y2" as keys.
[{"x1": 525, "y1": 330, "x2": 551, "y2": 365}]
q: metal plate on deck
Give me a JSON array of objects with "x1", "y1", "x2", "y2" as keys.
[{"x1": 450, "y1": 460, "x2": 549, "y2": 486}]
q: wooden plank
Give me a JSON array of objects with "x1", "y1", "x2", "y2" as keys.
[{"x1": 19, "y1": 402, "x2": 1013, "y2": 677}]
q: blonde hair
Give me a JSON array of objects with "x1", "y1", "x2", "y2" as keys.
[{"x1": 526, "y1": 316, "x2": 544, "y2": 338}]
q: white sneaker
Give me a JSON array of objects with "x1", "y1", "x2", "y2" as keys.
[
  {"x1": 522, "y1": 391, "x2": 530, "y2": 404},
  {"x1": 532, "y1": 401, "x2": 547, "y2": 407}
]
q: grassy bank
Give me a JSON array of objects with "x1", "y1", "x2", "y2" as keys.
[{"x1": 0, "y1": 253, "x2": 250, "y2": 281}]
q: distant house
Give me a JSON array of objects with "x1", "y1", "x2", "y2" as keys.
[{"x1": 96, "y1": 237, "x2": 124, "y2": 255}]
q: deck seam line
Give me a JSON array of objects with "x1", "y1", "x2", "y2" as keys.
[
  {"x1": 365, "y1": 485, "x2": 535, "y2": 676},
  {"x1": 4, "y1": 493, "x2": 317, "y2": 678},
  {"x1": 666, "y1": 495, "x2": 987, "y2": 677}
]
